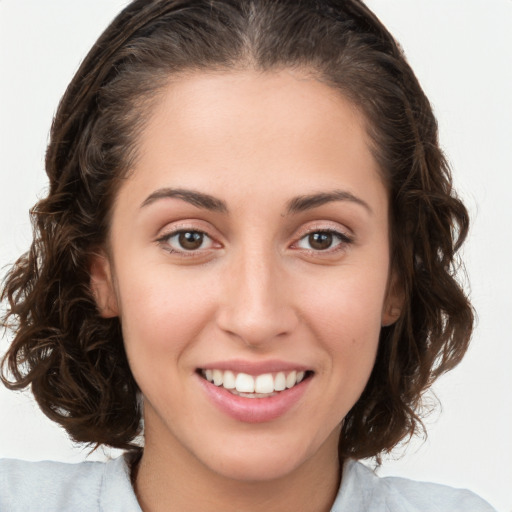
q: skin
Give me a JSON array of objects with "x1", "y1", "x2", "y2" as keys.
[{"x1": 91, "y1": 69, "x2": 401, "y2": 512}]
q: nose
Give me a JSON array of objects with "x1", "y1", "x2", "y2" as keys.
[{"x1": 216, "y1": 246, "x2": 299, "y2": 348}]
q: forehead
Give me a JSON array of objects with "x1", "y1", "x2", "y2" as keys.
[
  {"x1": 143, "y1": 69, "x2": 371, "y2": 159},
  {"x1": 117, "y1": 69, "x2": 385, "y2": 214}
]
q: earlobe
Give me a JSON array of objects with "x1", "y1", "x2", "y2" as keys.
[
  {"x1": 381, "y1": 305, "x2": 402, "y2": 327},
  {"x1": 89, "y1": 251, "x2": 119, "y2": 318},
  {"x1": 381, "y1": 273, "x2": 405, "y2": 327}
]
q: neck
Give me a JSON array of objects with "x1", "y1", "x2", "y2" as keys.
[{"x1": 133, "y1": 424, "x2": 341, "y2": 512}]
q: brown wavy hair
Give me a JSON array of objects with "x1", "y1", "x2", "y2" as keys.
[{"x1": 1, "y1": 0, "x2": 472, "y2": 460}]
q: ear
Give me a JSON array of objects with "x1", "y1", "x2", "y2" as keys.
[
  {"x1": 89, "y1": 251, "x2": 119, "y2": 318},
  {"x1": 381, "y1": 272, "x2": 405, "y2": 327}
]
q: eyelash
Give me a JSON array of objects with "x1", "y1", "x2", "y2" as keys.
[
  {"x1": 156, "y1": 227, "x2": 353, "y2": 257},
  {"x1": 157, "y1": 229, "x2": 216, "y2": 257},
  {"x1": 293, "y1": 228, "x2": 353, "y2": 254}
]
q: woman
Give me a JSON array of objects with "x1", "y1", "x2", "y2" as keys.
[{"x1": 0, "y1": 0, "x2": 497, "y2": 510}]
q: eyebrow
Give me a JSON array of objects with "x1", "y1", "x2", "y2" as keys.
[
  {"x1": 285, "y1": 190, "x2": 372, "y2": 215},
  {"x1": 141, "y1": 187, "x2": 371, "y2": 216},
  {"x1": 141, "y1": 188, "x2": 228, "y2": 213}
]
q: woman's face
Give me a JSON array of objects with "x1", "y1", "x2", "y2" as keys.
[{"x1": 92, "y1": 70, "x2": 399, "y2": 481}]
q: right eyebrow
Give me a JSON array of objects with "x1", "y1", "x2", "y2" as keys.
[
  {"x1": 285, "y1": 189, "x2": 373, "y2": 216},
  {"x1": 140, "y1": 187, "x2": 228, "y2": 213}
]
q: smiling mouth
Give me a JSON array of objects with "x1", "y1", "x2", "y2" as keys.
[{"x1": 198, "y1": 369, "x2": 313, "y2": 398}]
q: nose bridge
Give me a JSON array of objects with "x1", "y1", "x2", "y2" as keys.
[{"x1": 217, "y1": 240, "x2": 297, "y2": 346}]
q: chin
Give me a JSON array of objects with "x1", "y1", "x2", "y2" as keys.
[
  {"x1": 197, "y1": 432, "x2": 325, "y2": 483},
  {"x1": 209, "y1": 451, "x2": 305, "y2": 483}
]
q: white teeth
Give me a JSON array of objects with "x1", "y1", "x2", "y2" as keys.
[
  {"x1": 213, "y1": 369, "x2": 223, "y2": 386},
  {"x1": 202, "y1": 368, "x2": 309, "y2": 394},
  {"x1": 235, "y1": 373, "x2": 255, "y2": 393},
  {"x1": 274, "y1": 372, "x2": 286, "y2": 391},
  {"x1": 255, "y1": 373, "x2": 274, "y2": 394},
  {"x1": 223, "y1": 370, "x2": 236, "y2": 389},
  {"x1": 286, "y1": 370, "x2": 297, "y2": 389}
]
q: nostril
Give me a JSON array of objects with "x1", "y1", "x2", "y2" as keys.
[{"x1": 215, "y1": 280, "x2": 299, "y2": 346}]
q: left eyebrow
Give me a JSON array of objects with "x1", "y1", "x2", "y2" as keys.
[
  {"x1": 140, "y1": 187, "x2": 228, "y2": 213},
  {"x1": 285, "y1": 190, "x2": 373, "y2": 215}
]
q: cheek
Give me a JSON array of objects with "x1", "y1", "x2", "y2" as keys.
[
  {"x1": 301, "y1": 268, "x2": 387, "y2": 337},
  {"x1": 115, "y1": 267, "x2": 217, "y2": 368},
  {"x1": 297, "y1": 265, "x2": 388, "y2": 378}
]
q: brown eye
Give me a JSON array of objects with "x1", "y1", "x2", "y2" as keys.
[
  {"x1": 178, "y1": 231, "x2": 204, "y2": 250},
  {"x1": 308, "y1": 232, "x2": 334, "y2": 250},
  {"x1": 296, "y1": 230, "x2": 350, "y2": 252},
  {"x1": 163, "y1": 230, "x2": 213, "y2": 252}
]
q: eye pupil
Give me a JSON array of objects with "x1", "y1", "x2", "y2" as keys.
[
  {"x1": 309, "y1": 232, "x2": 333, "y2": 250},
  {"x1": 178, "y1": 231, "x2": 204, "y2": 250}
]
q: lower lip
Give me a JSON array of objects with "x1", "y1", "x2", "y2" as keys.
[{"x1": 198, "y1": 374, "x2": 311, "y2": 423}]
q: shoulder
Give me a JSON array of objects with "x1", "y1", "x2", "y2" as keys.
[
  {"x1": 0, "y1": 457, "x2": 104, "y2": 511},
  {"x1": 0, "y1": 454, "x2": 141, "y2": 512},
  {"x1": 331, "y1": 459, "x2": 497, "y2": 512}
]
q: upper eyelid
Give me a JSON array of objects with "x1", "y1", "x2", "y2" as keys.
[
  {"x1": 155, "y1": 220, "x2": 219, "y2": 239},
  {"x1": 294, "y1": 230, "x2": 352, "y2": 247},
  {"x1": 298, "y1": 227, "x2": 351, "y2": 237},
  {"x1": 157, "y1": 228, "x2": 217, "y2": 247},
  {"x1": 154, "y1": 220, "x2": 354, "y2": 245},
  {"x1": 157, "y1": 226, "x2": 210, "y2": 239},
  {"x1": 293, "y1": 222, "x2": 354, "y2": 240}
]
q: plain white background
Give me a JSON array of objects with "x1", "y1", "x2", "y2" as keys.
[{"x1": 0, "y1": 1, "x2": 510, "y2": 511}]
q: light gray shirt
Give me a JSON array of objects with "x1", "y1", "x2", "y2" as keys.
[{"x1": 0, "y1": 454, "x2": 496, "y2": 511}]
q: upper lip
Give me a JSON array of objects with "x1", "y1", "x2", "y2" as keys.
[{"x1": 198, "y1": 359, "x2": 311, "y2": 375}]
